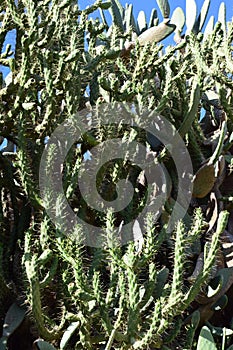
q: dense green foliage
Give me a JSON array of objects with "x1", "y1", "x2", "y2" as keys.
[{"x1": 1, "y1": 0, "x2": 233, "y2": 349}]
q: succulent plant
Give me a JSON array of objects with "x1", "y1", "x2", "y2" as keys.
[{"x1": 0, "y1": 0, "x2": 233, "y2": 349}]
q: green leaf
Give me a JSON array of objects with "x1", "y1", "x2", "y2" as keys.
[
  {"x1": 207, "y1": 323, "x2": 233, "y2": 337},
  {"x1": 0, "y1": 337, "x2": 7, "y2": 350},
  {"x1": 186, "y1": 0, "x2": 197, "y2": 34},
  {"x1": 125, "y1": 4, "x2": 133, "y2": 31},
  {"x1": 198, "y1": 0, "x2": 211, "y2": 31},
  {"x1": 210, "y1": 267, "x2": 233, "y2": 301},
  {"x1": 170, "y1": 7, "x2": 185, "y2": 32},
  {"x1": 229, "y1": 132, "x2": 233, "y2": 144},
  {"x1": 225, "y1": 154, "x2": 233, "y2": 164},
  {"x1": 153, "y1": 266, "x2": 169, "y2": 299},
  {"x1": 156, "y1": 0, "x2": 170, "y2": 19},
  {"x1": 190, "y1": 310, "x2": 200, "y2": 328},
  {"x1": 218, "y1": 2, "x2": 226, "y2": 32},
  {"x1": 193, "y1": 0, "x2": 210, "y2": 33},
  {"x1": 99, "y1": 8, "x2": 108, "y2": 28},
  {"x1": 203, "y1": 15, "x2": 214, "y2": 40},
  {"x1": 138, "y1": 21, "x2": 175, "y2": 45},
  {"x1": 109, "y1": 0, "x2": 124, "y2": 32},
  {"x1": 211, "y1": 294, "x2": 228, "y2": 311},
  {"x1": 148, "y1": 8, "x2": 158, "y2": 28},
  {"x1": 192, "y1": 163, "x2": 215, "y2": 199},
  {"x1": 60, "y1": 322, "x2": 80, "y2": 349},
  {"x1": 207, "y1": 275, "x2": 223, "y2": 298},
  {"x1": 34, "y1": 340, "x2": 57, "y2": 350},
  {"x1": 137, "y1": 11, "x2": 147, "y2": 33},
  {"x1": 2, "y1": 303, "x2": 26, "y2": 338},
  {"x1": 112, "y1": 0, "x2": 124, "y2": 16},
  {"x1": 99, "y1": 1, "x2": 111, "y2": 10},
  {"x1": 196, "y1": 326, "x2": 217, "y2": 350},
  {"x1": 125, "y1": 3, "x2": 139, "y2": 33}
]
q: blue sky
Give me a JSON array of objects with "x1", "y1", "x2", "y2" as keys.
[
  {"x1": 79, "y1": 0, "x2": 233, "y2": 25},
  {"x1": 1, "y1": 0, "x2": 232, "y2": 79}
]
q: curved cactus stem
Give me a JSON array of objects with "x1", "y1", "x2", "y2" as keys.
[
  {"x1": 178, "y1": 77, "x2": 200, "y2": 138},
  {"x1": 208, "y1": 120, "x2": 227, "y2": 165}
]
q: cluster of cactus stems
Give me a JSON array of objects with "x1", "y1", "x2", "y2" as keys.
[
  {"x1": 21, "y1": 209, "x2": 229, "y2": 349},
  {"x1": 1, "y1": 0, "x2": 233, "y2": 349}
]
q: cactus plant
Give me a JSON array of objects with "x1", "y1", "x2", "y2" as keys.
[{"x1": 0, "y1": 0, "x2": 233, "y2": 349}]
